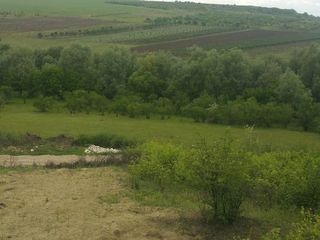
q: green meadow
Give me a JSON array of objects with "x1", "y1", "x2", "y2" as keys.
[{"x1": 1, "y1": 101, "x2": 320, "y2": 151}]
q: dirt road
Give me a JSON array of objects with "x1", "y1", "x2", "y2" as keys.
[{"x1": 0, "y1": 155, "x2": 116, "y2": 167}]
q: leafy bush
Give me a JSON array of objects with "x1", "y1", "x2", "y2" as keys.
[
  {"x1": 179, "y1": 138, "x2": 251, "y2": 223},
  {"x1": 64, "y1": 90, "x2": 109, "y2": 114},
  {"x1": 128, "y1": 131, "x2": 320, "y2": 225},
  {"x1": 74, "y1": 133, "x2": 138, "y2": 149},
  {"x1": 129, "y1": 142, "x2": 186, "y2": 190},
  {"x1": 129, "y1": 138, "x2": 251, "y2": 224},
  {"x1": 249, "y1": 152, "x2": 320, "y2": 210},
  {"x1": 33, "y1": 96, "x2": 55, "y2": 112},
  {"x1": 261, "y1": 211, "x2": 320, "y2": 240}
]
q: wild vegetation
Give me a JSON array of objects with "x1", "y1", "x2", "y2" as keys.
[
  {"x1": 128, "y1": 134, "x2": 320, "y2": 238},
  {"x1": 1, "y1": 43, "x2": 320, "y2": 133},
  {"x1": 1, "y1": 1, "x2": 320, "y2": 239}
]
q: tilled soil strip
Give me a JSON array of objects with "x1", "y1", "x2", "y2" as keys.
[{"x1": 0, "y1": 155, "x2": 110, "y2": 167}]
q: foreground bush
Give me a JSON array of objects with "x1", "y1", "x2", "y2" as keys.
[
  {"x1": 129, "y1": 139, "x2": 251, "y2": 223},
  {"x1": 180, "y1": 138, "x2": 250, "y2": 223},
  {"x1": 129, "y1": 142, "x2": 186, "y2": 190},
  {"x1": 259, "y1": 211, "x2": 320, "y2": 240},
  {"x1": 129, "y1": 136, "x2": 320, "y2": 225},
  {"x1": 249, "y1": 152, "x2": 320, "y2": 210}
]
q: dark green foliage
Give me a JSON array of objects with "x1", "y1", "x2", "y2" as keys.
[
  {"x1": 65, "y1": 90, "x2": 109, "y2": 114},
  {"x1": 37, "y1": 64, "x2": 64, "y2": 97},
  {"x1": 0, "y1": 86, "x2": 15, "y2": 102},
  {"x1": 1, "y1": 43, "x2": 320, "y2": 133},
  {"x1": 95, "y1": 47, "x2": 135, "y2": 98},
  {"x1": 33, "y1": 96, "x2": 55, "y2": 112},
  {"x1": 0, "y1": 95, "x2": 5, "y2": 110}
]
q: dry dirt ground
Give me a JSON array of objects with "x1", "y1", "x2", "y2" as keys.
[
  {"x1": 0, "y1": 155, "x2": 107, "y2": 167},
  {"x1": 0, "y1": 168, "x2": 198, "y2": 240}
]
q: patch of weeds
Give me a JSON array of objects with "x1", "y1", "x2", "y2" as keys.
[
  {"x1": 126, "y1": 181, "x2": 198, "y2": 209},
  {"x1": 45, "y1": 155, "x2": 127, "y2": 169},
  {"x1": 74, "y1": 133, "x2": 139, "y2": 149},
  {"x1": 98, "y1": 191, "x2": 127, "y2": 205},
  {"x1": 241, "y1": 201, "x2": 300, "y2": 229}
]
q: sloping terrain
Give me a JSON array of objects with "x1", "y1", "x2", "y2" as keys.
[
  {"x1": 1, "y1": 0, "x2": 320, "y2": 51},
  {"x1": 0, "y1": 16, "x2": 106, "y2": 32},
  {"x1": 132, "y1": 30, "x2": 320, "y2": 52}
]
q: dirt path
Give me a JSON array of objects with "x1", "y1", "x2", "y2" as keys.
[
  {"x1": 0, "y1": 168, "x2": 197, "y2": 240},
  {"x1": 0, "y1": 155, "x2": 117, "y2": 167}
]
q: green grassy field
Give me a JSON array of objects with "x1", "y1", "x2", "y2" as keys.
[
  {"x1": 1, "y1": 101, "x2": 320, "y2": 151},
  {"x1": 0, "y1": 0, "x2": 175, "y2": 18}
]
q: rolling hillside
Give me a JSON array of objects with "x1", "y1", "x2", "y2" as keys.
[{"x1": 1, "y1": 0, "x2": 320, "y2": 52}]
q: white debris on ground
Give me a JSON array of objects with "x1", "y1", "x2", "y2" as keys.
[{"x1": 84, "y1": 145, "x2": 121, "y2": 154}]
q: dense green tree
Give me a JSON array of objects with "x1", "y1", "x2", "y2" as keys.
[
  {"x1": 290, "y1": 45, "x2": 320, "y2": 101},
  {"x1": 95, "y1": 47, "x2": 135, "y2": 98},
  {"x1": 59, "y1": 44, "x2": 92, "y2": 91},
  {"x1": 38, "y1": 64, "x2": 64, "y2": 97},
  {"x1": 129, "y1": 52, "x2": 177, "y2": 100},
  {"x1": 6, "y1": 48, "x2": 36, "y2": 96},
  {"x1": 275, "y1": 70, "x2": 313, "y2": 110}
]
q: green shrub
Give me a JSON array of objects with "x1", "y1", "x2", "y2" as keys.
[
  {"x1": 74, "y1": 133, "x2": 138, "y2": 149},
  {"x1": 33, "y1": 96, "x2": 55, "y2": 112},
  {"x1": 261, "y1": 211, "x2": 320, "y2": 240},
  {"x1": 179, "y1": 138, "x2": 251, "y2": 224},
  {"x1": 128, "y1": 136, "x2": 320, "y2": 225},
  {"x1": 249, "y1": 152, "x2": 320, "y2": 210},
  {"x1": 129, "y1": 142, "x2": 186, "y2": 190}
]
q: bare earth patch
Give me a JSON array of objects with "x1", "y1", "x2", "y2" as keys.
[
  {"x1": 132, "y1": 30, "x2": 298, "y2": 52},
  {"x1": 0, "y1": 168, "x2": 194, "y2": 240},
  {"x1": 0, "y1": 16, "x2": 106, "y2": 32},
  {"x1": 0, "y1": 155, "x2": 118, "y2": 167}
]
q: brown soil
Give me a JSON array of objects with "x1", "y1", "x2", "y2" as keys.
[
  {"x1": 0, "y1": 168, "x2": 196, "y2": 240},
  {"x1": 0, "y1": 155, "x2": 121, "y2": 167},
  {"x1": 132, "y1": 30, "x2": 297, "y2": 52},
  {"x1": 0, "y1": 16, "x2": 105, "y2": 32}
]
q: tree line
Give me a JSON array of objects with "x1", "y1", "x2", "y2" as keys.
[{"x1": 0, "y1": 43, "x2": 320, "y2": 132}]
